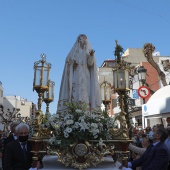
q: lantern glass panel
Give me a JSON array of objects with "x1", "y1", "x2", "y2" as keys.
[
  {"x1": 100, "y1": 83, "x2": 110, "y2": 101},
  {"x1": 49, "y1": 82, "x2": 54, "y2": 99},
  {"x1": 118, "y1": 69, "x2": 125, "y2": 88},
  {"x1": 125, "y1": 70, "x2": 129, "y2": 88},
  {"x1": 106, "y1": 86, "x2": 110, "y2": 100},
  {"x1": 44, "y1": 91, "x2": 49, "y2": 99},
  {"x1": 35, "y1": 67, "x2": 42, "y2": 86},
  {"x1": 138, "y1": 72, "x2": 146, "y2": 81},
  {"x1": 113, "y1": 71, "x2": 118, "y2": 89},
  {"x1": 100, "y1": 86, "x2": 104, "y2": 101},
  {"x1": 43, "y1": 67, "x2": 49, "y2": 86}
]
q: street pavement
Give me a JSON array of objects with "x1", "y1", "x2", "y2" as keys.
[{"x1": 42, "y1": 155, "x2": 120, "y2": 170}]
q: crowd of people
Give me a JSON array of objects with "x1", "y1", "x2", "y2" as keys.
[
  {"x1": 127, "y1": 124, "x2": 170, "y2": 170},
  {"x1": 0, "y1": 122, "x2": 170, "y2": 170}
]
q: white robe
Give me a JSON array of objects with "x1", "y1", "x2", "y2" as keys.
[{"x1": 57, "y1": 34, "x2": 102, "y2": 113}]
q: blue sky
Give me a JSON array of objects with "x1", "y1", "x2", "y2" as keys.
[{"x1": 0, "y1": 0, "x2": 170, "y2": 114}]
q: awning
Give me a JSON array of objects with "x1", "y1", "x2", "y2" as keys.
[{"x1": 142, "y1": 85, "x2": 170, "y2": 116}]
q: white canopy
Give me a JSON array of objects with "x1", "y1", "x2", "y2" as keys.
[{"x1": 142, "y1": 85, "x2": 170, "y2": 116}]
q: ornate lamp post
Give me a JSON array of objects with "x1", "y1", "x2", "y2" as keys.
[
  {"x1": 112, "y1": 40, "x2": 134, "y2": 139},
  {"x1": 32, "y1": 54, "x2": 51, "y2": 136},
  {"x1": 43, "y1": 80, "x2": 55, "y2": 113},
  {"x1": 111, "y1": 40, "x2": 134, "y2": 168},
  {"x1": 100, "y1": 79, "x2": 111, "y2": 112},
  {"x1": 30, "y1": 54, "x2": 52, "y2": 163}
]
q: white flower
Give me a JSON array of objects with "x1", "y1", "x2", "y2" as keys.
[
  {"x1": 48, "y1": 135, "x2": 56, "y2": 144},
  {"x1": 95, "y1": 118, "x2": 100, "y2": 122},
  {"x1": 73, "y1": 122, "x2": 80, "y2": 129},
  {"x1": 64, "y1": 114, "x2": 73, "y2": 121},
  {"x1": 84, "y1": 110, "x2": 90, "y2": 115},
  {"x1": 64, "y1": 131, "x2": 69, "y2": 138},
  {"x1": 65, "y1": 127, "x2": 72, "y2": 133},
  {"x1": 91, "y1": 123, "x2": 98, "y2": 129},
  {"x1": 64, "y1": 133, "x2": 69, "y2": 138},
  {"x1": 90, "y1": 113, "x2": 97, "y2": 119},
  {"x1": 91, "y1": 128, "x2": 99, "y2": 136},
  {"x1": 78, "y1": 115, "x2": 85, "y2": 121},
  {"x1": 75, "y1": 109, "x2": 83, "y2": 113},
  {"x1": 66, "y1": 119, "x2": 73, "y2": 125},
  {"x1": 79, "y1": 120, "x2": 89, "y2": 131}
]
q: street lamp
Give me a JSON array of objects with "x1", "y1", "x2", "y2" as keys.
[
  {"x1": 138, "y1": 66, "x2": 147, "y2": 86},
  {"x1": 100, "y1": 79, "x2": 111, "y2": 112},
  {"x1": 138, "y1": 66, "x2": 147, "y2": 104},
  {"x1": 43, "y1": 80, "x2": 55, "y2": 113}
]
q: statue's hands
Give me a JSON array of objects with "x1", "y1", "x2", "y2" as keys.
[{"x1": 89, "y1": 49, "x2": 95, "y2": 57}]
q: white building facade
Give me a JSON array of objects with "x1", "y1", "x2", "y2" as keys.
[{"x1": 3, "y1": 95, "x2": 33, "y2": 118}]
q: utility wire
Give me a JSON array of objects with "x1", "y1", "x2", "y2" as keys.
[{"x1": 113, "y1": 0, "x2": 170, "y2": 25}]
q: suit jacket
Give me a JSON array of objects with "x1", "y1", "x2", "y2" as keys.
[
  {"x1": 131, "y1": 142, "x2": 169, "y2": 170},
  {"x1": 3, "y1": 140, "x2": 32, "y2": 170},
  {"x1": 2, "y1": 134, "x2": 16, "y2": 169}
]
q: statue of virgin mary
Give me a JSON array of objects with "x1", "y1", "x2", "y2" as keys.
[{"x1": 57, "y1": 34, "x2": 102, "y2": 113}]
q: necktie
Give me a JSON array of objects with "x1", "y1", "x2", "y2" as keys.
[{"x1": 21, "y1": 142, "x2": 27, "y2": 160}]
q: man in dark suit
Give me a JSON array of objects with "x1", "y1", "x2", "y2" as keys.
[
  {"x1": 128, "y1": 125, "x2": 169, "y2": 170},
  {"x1": 3, "y1": 123, "x2": 35, "y2": 170},
  {"x1": 2, "y1": 122, "x2": 19, "y2": 169},
  {"x1": 3, "y1": 122, "x2": 19, "y2": 145}
]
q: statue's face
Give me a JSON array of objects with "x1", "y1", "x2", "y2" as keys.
[{"x1": 78, "y1": 35, "x2": 87, "y2": 49}]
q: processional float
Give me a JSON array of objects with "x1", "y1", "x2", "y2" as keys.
[{"x1": 30, "y1": 41, "x2": 134, "y2": 170}]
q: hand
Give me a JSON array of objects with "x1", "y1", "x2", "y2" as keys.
[{"x1": 89, "y1": 49, "x2": 95, "y2": 56}]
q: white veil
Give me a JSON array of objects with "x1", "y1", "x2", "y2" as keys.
[{"x1": 57, "y1": 34, "x2": 102, "y2": 113}]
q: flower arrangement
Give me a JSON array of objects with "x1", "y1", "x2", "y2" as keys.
[{"x1": 44, "y1": 102, "x2": 115, "y2": 148}]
